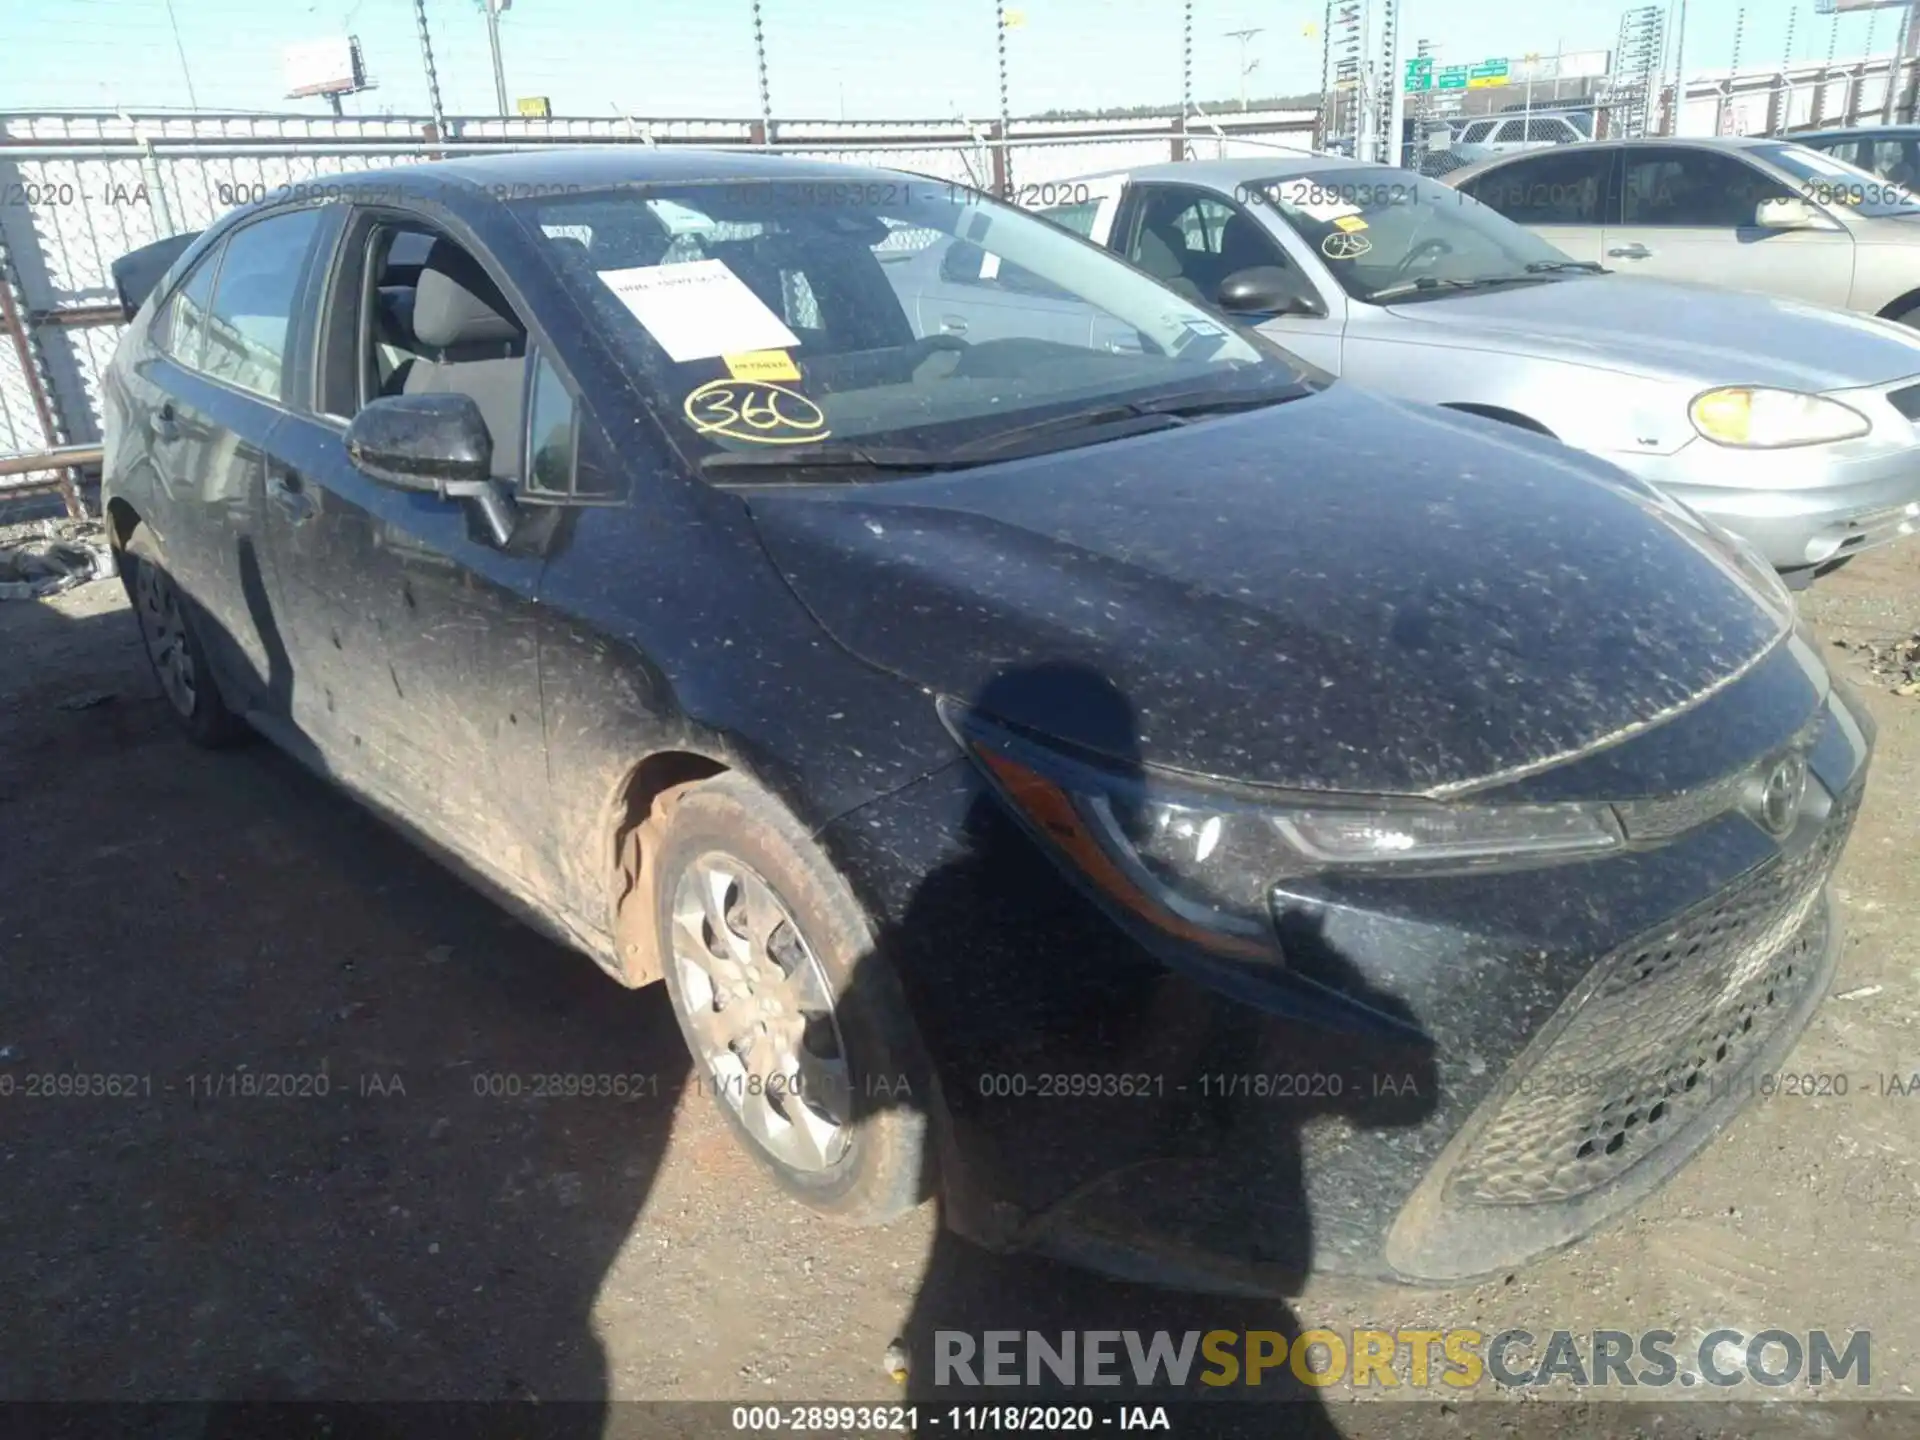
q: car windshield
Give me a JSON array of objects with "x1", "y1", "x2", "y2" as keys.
[
  {"x1": 1751, "y1": 142, "x2": 1920, "y2": 217},
  {"x1": 508, "y1": 178, "x2": 1318, "y2": 472},
  {"x1": 1233, "y1": 168, "x2": 1583, "y2": 304}
]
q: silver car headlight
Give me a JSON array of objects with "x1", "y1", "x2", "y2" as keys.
[
  {"x1": 943, "y1": 700, "x2": 1624, "y2": 960},
  {"x1": 1689, "y1": 387, "x2": 1870, "y2": 448}
]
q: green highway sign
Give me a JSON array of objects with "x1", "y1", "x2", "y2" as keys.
[
  {"x1": 1435, "y1": 65, "x2": 1470, "y2": 90},
  {"x1": 1404, "y1": 55, "x2": 1434, "y2": 90}
]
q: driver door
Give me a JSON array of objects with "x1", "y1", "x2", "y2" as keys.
[
  {"x1": 1112, "y1": 182, "x2": 1343, "y2": 372},
  {"x1": 1605, "y1": 145, "x2": 1854, "y2": 307}
]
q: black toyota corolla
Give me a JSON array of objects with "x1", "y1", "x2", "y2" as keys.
[{"x1": 101, "y1": 149, "x2": 1871, "y2": 1290}]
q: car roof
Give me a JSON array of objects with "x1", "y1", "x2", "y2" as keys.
[
  {"x1": 308, "y1": 145, "x2": 912, "y2": 199},
  {"x1": 1443, "y1": 133, "x2": 1790, "y2": 184},
  {"x1": 1794, "y1": 125, "x2": 1920, "y2": 142},
  {"x1": 1088, "y1": 153, "x2": 1379, "y2": 187}
]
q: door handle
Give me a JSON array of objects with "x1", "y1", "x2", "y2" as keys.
[
  {"x1": 939, "y1": 316, "x2": 970, "y2": 335},
  {"x1": 1607, "y1": 243, "x2": 1653, "y2": 259},
  {"x1": 149, "y1": 402, "x2": 178, "y2": 442},
  {"x1": 266, "y1": 470, "x2": 316, "y2": 525}
]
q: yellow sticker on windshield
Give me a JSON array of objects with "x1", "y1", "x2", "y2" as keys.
[
  {"x1": 1332, "y1": 214, "x2": 1368, "y2": 232},
  {"x1": 685, "y1": 378, "x2": 829, "y2": 445},
  {"x1": 724, "y1": 349, "x2": 802, "y2": 382}
]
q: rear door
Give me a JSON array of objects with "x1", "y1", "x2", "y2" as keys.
[
  {"x1": 133, "y1": 205, "x2": 335, "y2": 711},
  {"x1": 1454, "y1": 145, "x2": 1617, "y2": 265},
  {"x1": 1604, "y1": 145, "x2": 1855, "y2": 306}
]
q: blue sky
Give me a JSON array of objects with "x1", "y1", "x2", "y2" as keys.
[{"x1": 0, "y1": 0, "x2": 1892, "y2": 119}]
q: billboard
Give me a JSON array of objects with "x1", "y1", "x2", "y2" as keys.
[
  {"x1": 1510, "y1": 50, "x2": 1611, "y2": 82},
  {"x1": 284, "y1": 36, "x2": 366, "y2": 98}
]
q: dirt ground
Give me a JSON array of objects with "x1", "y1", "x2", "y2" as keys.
[{"x1": 5, "y1": 542, "x2": 1920, "y2": 1436}]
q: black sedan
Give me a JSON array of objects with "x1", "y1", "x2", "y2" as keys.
[{"x1": 100, "y1": 149, "x2": 1870, "y2": 1290}]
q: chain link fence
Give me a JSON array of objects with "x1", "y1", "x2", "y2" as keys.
[{"x1": 0, "y1": 104, "x2": 1325, "y2": 512}]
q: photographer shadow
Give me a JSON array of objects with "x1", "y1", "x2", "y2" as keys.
[{"x1": 835, "y1": 661, "x2": 1440, "y2": 1437}]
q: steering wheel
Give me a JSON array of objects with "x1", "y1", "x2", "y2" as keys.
[{"x1": 1395, "y1": 237, "x2": 1454, "y2": 274}]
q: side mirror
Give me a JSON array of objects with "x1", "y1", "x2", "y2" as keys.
[
  {"x1": 1217, "y1": 265, "x2": 1326, "y2": 319},
  {"x1": 346, "y1": 393, "x2": 518, "y2": 546},
  {"x1": 346, "y1": 392, "x2": 494, "y2": 495},
  {"x1": 1755, "y1": 196, "x2": 1823, "y2": 230}
]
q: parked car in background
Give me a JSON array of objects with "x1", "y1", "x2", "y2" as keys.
[
  {"x1": 1792, "y1": 124, "x2": 1920, "y2": 190},
  {"x1": 104, "y1": 149, "x2": 1871, "y2": 1290},
  {"x1": 1047, "y1": 156, "x2": 1920, "y2": 579},
  {"x1": 1448, "y1": 136, "x2": 1920, "y2": 325},
  {"x1": 1420, "y1": 112, "x2": 1587, "y2": 179}
]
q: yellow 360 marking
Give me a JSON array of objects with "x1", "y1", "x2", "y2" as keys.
[{"x1": 684, "y1": 378, "x2": 829, "y2": 445}]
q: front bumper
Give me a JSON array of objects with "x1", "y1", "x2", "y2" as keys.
[
  {"x1": 818, "y1": 660, "x2": 1872, "y2": 1292},
  {"x1": 1605, "y1": 400, "x2": 1920, "y2": 571}
]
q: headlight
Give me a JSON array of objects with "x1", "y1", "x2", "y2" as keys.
[
  {"x1": 1689, "y1": 387, "x2": 1869, "y2": 448},
  {"x1": 942, "y1": 701, "x2": 1624, "y2": 961}
]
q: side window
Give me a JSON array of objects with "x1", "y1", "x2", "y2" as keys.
[
  {"x1": 524, "y1": 353, "x2": 577, "y2": 497},
  {"x1": 199, "y1": 208, "x2": 326, "y2": 400},
  {"x1": 1873, "y1": 139, "x2": 1919, "y2": 185},
  {"x1": 1461, "y1": 121, "x2": 1497, "y2": 144},
  {"x1": 1524, "y1": 118, "x2": 1572, "y2": 143},
  {"x1": 1493, "y1": 119, "x2": 1529, "y2": 144},
  {"x1": 155, "y1": 240, "x2": 225, "y2": 372},
  {"x1": 1459, "y1": 148, "x2": 1612, "y2": 225},
  {"x1": 1038, "y1": 199, "x2": 1100, "y2": 237},
  {"x1": 1621, "y1": 148, "x2": 1796, "y2": 227},
  {"x1": 1124, "y1": 186, "x2": 1293, "y2": 307}
]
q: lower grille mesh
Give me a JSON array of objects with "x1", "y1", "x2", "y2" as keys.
[{"x1": 1448, "y1": 789, "x2": 1856, "y2": 1207}]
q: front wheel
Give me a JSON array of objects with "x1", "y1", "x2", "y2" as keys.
[
  {"x1": 652, "y1": 773, "x2": 933, "y2": 1224},
  {"x1": 121, "y1": 528, "x2": 248, "y2": 748}
]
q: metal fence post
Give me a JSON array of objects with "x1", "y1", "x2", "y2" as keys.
[{"x1": 0, "y1": 231, "x2": 83, "y2": 517}]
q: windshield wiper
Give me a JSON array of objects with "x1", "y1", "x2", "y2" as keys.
[
  {"x1": 945, "y1": 381, "x2": 1309, "y2": 461},
  {"x1": 700, "y1": 380, "x2": 1310, "y2": 478},
  {"x1": 700, "y1": 441, "x2": 969, "y2": 480},
  {"x1": 1368, "y1": 273, "x2": 1559, "y2": 302},
  {"x1": 1524, "y1": 259, "x2": 1608, "y2": 274}
]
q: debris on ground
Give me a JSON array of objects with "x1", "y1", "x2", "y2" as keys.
[
  {"x1": 1837, "y1": 632, "x2": 1920, "y2": 695},
  {"x1": 0, "y1": 517, "x2": 115, "y2": 600}
]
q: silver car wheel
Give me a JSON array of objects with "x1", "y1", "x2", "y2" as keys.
[
  {"x1": 669, "y1": 853, "x2": 854, "y2": 1172},
  {"x1": 134, "y1": 557, "x2": 197, "y2": 717}
]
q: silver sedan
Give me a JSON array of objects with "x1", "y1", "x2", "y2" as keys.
[{"x1": 1044, "y1": 156, "x2": 1920, "y2": 580}]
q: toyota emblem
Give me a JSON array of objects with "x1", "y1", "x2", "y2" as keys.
[{"x1": 1757, "y1": 754, "x2": 1807, "y2": 838}]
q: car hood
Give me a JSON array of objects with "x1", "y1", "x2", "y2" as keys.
[
  {"x1": 1383, "y1": 276, "x2": 1920, "y2": 391},
  {"x1": 743, "y1": 385, "x2": 1788, "y2": 796}
]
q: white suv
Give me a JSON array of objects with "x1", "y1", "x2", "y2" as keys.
[{"x1": 1424, "y1": 113, "x2": 1586, "y2": 176}]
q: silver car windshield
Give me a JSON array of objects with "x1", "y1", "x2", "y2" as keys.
[
  {"x1": 1752, "y1": 142, "x2": 1920, "y2": 218},
  {"x1": 1235, "y1": 168, "x2": 1584, "y2": 304}
]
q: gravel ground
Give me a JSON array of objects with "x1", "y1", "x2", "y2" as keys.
[{"x1": 4, "y1": 548, "x2": 1920, "y2": 1438}]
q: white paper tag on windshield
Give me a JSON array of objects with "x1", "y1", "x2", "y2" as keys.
[{"x1": 596, "y1": 258, "x2": 800, "y2": 363}]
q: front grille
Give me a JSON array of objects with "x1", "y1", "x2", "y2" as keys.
[
  {"x1": 1447, "y1": 785, "x2": 1857, "y2": 1207},
  {"x1": 1887, "y1": 382, "x2": 1920, "y2": 421}
]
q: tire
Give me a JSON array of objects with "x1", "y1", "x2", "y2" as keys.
[
  {"x1": 121, "y1": 527, "x2": 249, "y2": 748},
  {"x1": 652, "y1": 772, "x2": 932, "y2": 1225}
]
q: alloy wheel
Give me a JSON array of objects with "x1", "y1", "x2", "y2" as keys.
[
  {"x1": 669, "y1": 854, "x2": 854, "y2": 1172},
  {"x1": 134, "y1": 558, "x2": 197, "y2": 717}
]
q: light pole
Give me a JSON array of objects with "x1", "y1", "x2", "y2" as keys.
[
  {"x1": 1226, "y1": 28, "x2": 1264, "y2": 111},
  {"x1": 483, "y1": 0, "x2": 510, "y2": 117},
  {"x1": 1668, "y1": 0, "x2": 1688, "y2": 134}
]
